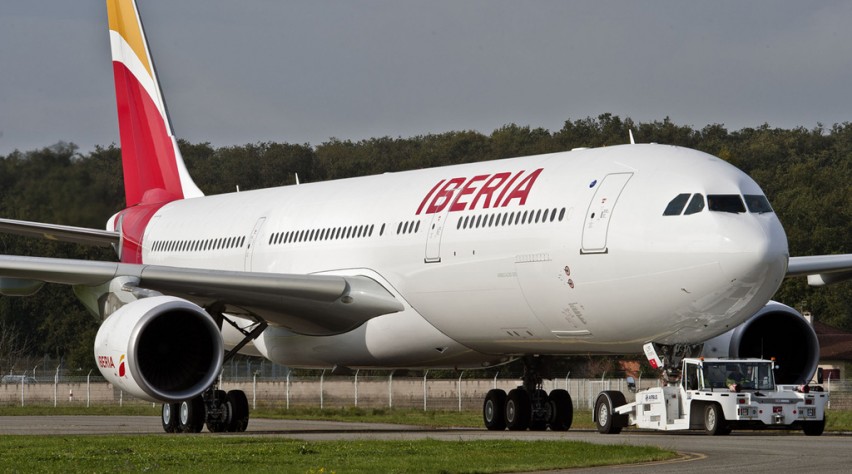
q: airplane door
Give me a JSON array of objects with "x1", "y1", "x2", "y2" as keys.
[
  {"x1": 424, "y1": 211, "x2": 450, "y2": 263},
  {"x1": 244, "y1": 217, "x2": 266, "y2": 270},
  {"x1": 424, "y1": 185, "x2": 462, "y2": 263},
  {"x1": 581, "y1": 173, "x2": 632, "y2": 254}
]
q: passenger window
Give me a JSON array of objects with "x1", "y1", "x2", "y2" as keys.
[
  {"x1": 684, "y1": 194, "x2": 705, "y2": 215},
  {"x1": 744, "y1": 194, "x2": 773, "y2": 214},
  {"x1": 663, "y1": 193, "x2": 691, "y2": 216},
  {"x1": 707, "y1": 194, "x2": 746, "y2": 213}
]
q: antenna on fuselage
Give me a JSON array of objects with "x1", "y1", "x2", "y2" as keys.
[
  {"x1": 295, "y1": 173, "x2": 300, "y2": 185},
  {"x1": 629, "y1": 130, "x2": 636, "y2": 145}
]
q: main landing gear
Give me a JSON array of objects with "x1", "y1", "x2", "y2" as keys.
[
  {"x1": 161, "y1": 387, "x2": 250, "y2": 433},
  {"x1": 482, "y1": 356, "x2": 573, "y2": 431},
  {"x1": 161, "y1": 308, "x2": 267, "y2": 434}
]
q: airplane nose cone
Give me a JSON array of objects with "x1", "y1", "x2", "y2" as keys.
[{"x1": 717, "y1": 214, "x2": 788, "y2": 293}]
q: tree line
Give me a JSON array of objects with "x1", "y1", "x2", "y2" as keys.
[{"x1": 0, "y1": 114, "x2": 849, "y2": 374}]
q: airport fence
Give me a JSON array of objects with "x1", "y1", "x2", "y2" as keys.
[{"x1": 2, "y1": 369, "x2": 851, "y2": 410}]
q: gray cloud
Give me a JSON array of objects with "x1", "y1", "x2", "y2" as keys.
[{"x1": 2, "y1": 0, "x2": 850, "y2": 156}]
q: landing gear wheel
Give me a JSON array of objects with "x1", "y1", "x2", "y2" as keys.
[
  {"x1": 803, "y1": 418, "x2": 825, "y2": 436},
  {"x1": 703, "y1": 403, "x2": 729, "y2": 436},
  {"x1": 206, "y1": 390, "x2": 230, "y2": 433},
  {"x1": 161, "y1": 403, "x2": 179, "y2": 433},
  {"x1": 529, "y1": 390, "x2": 549, "y2": 431},
  {"x1": 227, "y1": 390, "x2": 250, "y2": 432},
  {"x1": 548, "y1": 389, "x2": 573, "y2": 431},
  {"x1": 505, "y1": 388, "x2": 531, "y2": 431},
  {"x1": 178, "y1": 396, "x2": 205, "y2": 433},
  {"x1": 483, "y1": 389, "x2": 507, "y2": 431},
  {"x1": 595, "y1": 391, "x2": 626, "y2": 434}
]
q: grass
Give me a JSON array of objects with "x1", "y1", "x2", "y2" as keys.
[
  {"x1": 0, "y1": 436, "x2": 675, "y2": 473},
  {"x1": 826, "y1": 408, "x2": 852, "y2": 431}
]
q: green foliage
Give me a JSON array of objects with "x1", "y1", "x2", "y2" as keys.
[
  {"x1": 0, "y1": 436, "x2": 674, "y2": 473},
  {"x1": 0, "y1": 116, "x2": 850, "y2": 366}
]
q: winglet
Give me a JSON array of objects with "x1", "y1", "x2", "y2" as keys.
[{"x1": 107, "y1": 0, "x2": 203, "y2": 207}]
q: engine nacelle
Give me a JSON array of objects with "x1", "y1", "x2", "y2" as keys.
[
  {"x1": 702, "y1": 301, "x2": 820, "y2": 384},
  {"x1": 94, "y1": 295, "x2": 224, "y2": 403}
]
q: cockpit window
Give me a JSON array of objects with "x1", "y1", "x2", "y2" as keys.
[
  {"x1": 663, "y1": 193, "x2": 691, "y2": 216},
  {"x1": 684, "y1": 193, "x2": 705, "y2": 215},
  {"x1": 744, "y1": 194, "x2": 774, "y2": 214},
  {"x1": 707, "y1": 194, "x2": 746, "y2": 213}
]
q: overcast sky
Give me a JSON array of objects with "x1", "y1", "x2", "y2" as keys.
[{"x1": 1, "y1": 0, "x2": 851, "y2": 156}]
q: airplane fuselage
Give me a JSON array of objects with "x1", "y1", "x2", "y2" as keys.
[{"x1": 136, "y1": 144, "x2": 789, "y2": 369}]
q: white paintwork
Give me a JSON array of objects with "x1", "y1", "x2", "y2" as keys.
[{"x1": 139, "y1": 144, "x2": 789, "y2": 369}]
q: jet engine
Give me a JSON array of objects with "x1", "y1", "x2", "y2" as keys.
[
  {"x1": 702, "y1": 301, "x2": 820, "y2": 385},
  {"x1": 94, "y1": 295, "x2": 224, "y2": 403}
]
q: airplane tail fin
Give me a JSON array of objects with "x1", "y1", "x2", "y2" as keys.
[{"x1": 107, "y1": 0, "x2": 203, "y2": 207}]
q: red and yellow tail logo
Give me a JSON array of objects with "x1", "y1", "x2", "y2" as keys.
[{"x1": 107, "y1": 0, "x2": 203, "y2": 207}]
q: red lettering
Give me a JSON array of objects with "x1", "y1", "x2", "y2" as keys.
[
  {"x1": 97, "y1": 356, "x2": 115, "y2": 369},
  {"x1": 416, "y1": 169, "x2": 544, "y2": 215},
  {"x1": 426, "y1": 177, "x2": 465, "y2": 214},
  {"x1": 494, "y1": 170, "x2": 525, "y2": 208},
  {"x1": 450, "y1": 175, "x2": 489, "y2": 212},
  {"x1": 470, "y1": 172, "x2": 511, "y2": 209},
  {"x1": 415, "y1": 179, "x2": 445, "y2": 215},
  {"x1": 500, "y1": 168, "x2": 543, "y2": 207}
]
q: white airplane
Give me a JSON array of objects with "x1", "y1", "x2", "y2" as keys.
[{"x1": 1, "y1": 0, "x2": 851, "y2": 433}]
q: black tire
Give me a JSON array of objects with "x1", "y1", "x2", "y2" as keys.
[
  {"x1": 178, "y1": 396, "x2": 205, "y2": 433},
  {"x1": 206, "y1": 390, "x2": 230, "y2": 433},
  {"x1": 161, "y1": 403, "x2": 179, "y2": 433},
  {"x1": 227, "y1": 390, "x2": 250, "y2": 432},
  {"x1": 505, "y1": 388, "x2": 531, "y2": 431},
  {"x1": 703, "y1": 403, "x2": 728, "y2": 436},
  {"x1": 803, "y1": 418, "x2": 825, "y2": 436},
  {"x1": 483, "y1": 389, "x2": 507, "y2": 431},
  {"x1": 594, "y1": 391, "x2": 626, "y2": 434},
  {"x1": 548, "y1": 389, "x2": 573, "y2": 431}
]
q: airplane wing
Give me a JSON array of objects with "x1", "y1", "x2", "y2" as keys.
[
  {"x1": 0, "y1": 255, "x2": 403, "y2": 336},
  {"x1": 0, "y1": 218, "x2": 119, "y2": 247},
  {"x1": 787, "y1": 254, "x2": 852, "y2": 286}
]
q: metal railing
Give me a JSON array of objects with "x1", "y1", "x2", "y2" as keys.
[{"x1": 3, "y1": 370, "x2": 848, "y2": 410}]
